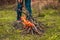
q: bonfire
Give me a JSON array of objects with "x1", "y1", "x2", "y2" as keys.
[{"x1": 13, "y1": 14, "x2": 45, "y2": 35}]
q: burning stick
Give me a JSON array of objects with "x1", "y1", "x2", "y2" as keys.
[{"x1": 21, "y1": 15, "x2": 44, "y2": 35}]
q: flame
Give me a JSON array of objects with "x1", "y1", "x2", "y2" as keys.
[{"x1": 21, "y1": 15, "x2": 35, "y2": 29}]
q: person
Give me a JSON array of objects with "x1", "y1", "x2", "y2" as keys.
[{"x1": 16, "y1": 0, "x2": 32, "y2": 22}]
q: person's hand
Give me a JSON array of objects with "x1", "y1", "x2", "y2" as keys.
[{"x1": 18, "y1": 0, "x2": 22, "y2": 3}]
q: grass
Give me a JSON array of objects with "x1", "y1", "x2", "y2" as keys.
[{"x1": 0, "y1": 9, "x2": 60, "y2": 40}]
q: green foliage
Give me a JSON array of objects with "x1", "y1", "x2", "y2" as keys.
[{"x1": 0, "y1": 9, "x2": 60, "y2": 40}]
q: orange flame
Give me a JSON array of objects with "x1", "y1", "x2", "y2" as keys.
[{"x1": 21, "y1": 15, "x2": 35, "y2": 29}]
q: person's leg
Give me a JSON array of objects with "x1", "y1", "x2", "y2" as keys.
[
  {"x1": 17, "y1": 2, "x2": 23, "y2": 20},
  {"x1": 25, "y1": 0, "x2": 32, "y2": 20}
]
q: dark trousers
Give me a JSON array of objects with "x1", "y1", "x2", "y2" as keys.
[{"x1": 17, "y1": 0, "x2": 32, "y2": 20}]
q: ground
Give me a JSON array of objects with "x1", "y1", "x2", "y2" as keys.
[{"x1": 0, "y1": 9, "x2": 60, "y2": 40}]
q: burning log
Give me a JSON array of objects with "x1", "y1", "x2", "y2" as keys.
[{"x1": 20, "y1": 15, "x2": 45, "y2": 35}]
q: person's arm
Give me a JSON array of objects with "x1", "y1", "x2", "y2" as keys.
[{"x1": 17, "y1": 0, "x2": 22, "y2": 3}]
